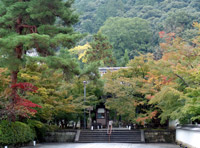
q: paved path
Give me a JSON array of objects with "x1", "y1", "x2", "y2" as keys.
[{"x1": 24, "y1": 143, "x2": 179, "y2": 148}]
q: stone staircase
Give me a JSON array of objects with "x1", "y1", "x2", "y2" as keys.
[{"x1": 77, "y1": 129, "x2": 144, "y2": 143}]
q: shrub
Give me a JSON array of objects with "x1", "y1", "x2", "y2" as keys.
[
  {"x1": 0, "y1": 120, "x2": 35, "y2": 146},
  {"x1": 27, "y1": 120, "x2": 59, "y2": 142},
  {"x1": 27, "y1": 119, "x2": 46, "y2": 142}
]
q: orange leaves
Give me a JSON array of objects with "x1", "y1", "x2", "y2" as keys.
[
  {"x1": 161, "y1": 76, "x2": 174, "y2": 85},
  {"x1": 136, "y1": 117, "x2": 149, "y2": 125},
  {"x1": 159, "y1": 31, "x2": 176, "y2": 44},
  {"x1": 136, "y1": 110, "x2": 158, "y2": 125},
  {"x1": 167, "y1": 32, "x2": 176, "y2": 38},
  {"x1": 159, "y1": 31, "x2": 165, "y2": 38},
  {"x1": 193, "y1": 22, "x2": 200, "y2": 31},
  {"x1": 159, "y1": 43, "x2": 168, "y2": 50},
  {"x1": 146, "y1": 95, "x2": 154, "y2": 100},
  {"x1": 150, "y1": 110, "x2": 158, "y2": 119},
  {"x1": 146, "y1": 71, "x2": 174, "y2": 92},
  {"x1": 159, "y1": 31, "x2": 175, "y2": 39}
]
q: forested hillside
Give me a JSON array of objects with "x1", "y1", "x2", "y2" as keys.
[{"x1": 73, "y1": 0, "x2": 200, "y2": 64}]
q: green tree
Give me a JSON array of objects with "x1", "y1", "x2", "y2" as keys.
[
  {"x1": 119, "y1": 49, "x2": 129, "y2": 66},
  {"x1": 74, "y1": 0, "x2": 125, "y2": 34},
  {"x1": 40, "y1": 49, "x2": 80, "y2": 81},
  {"x1": 100, "y1": 17, "x2": 153, "y2": 60},
  {"x1": 164, "y1": 10, "x2": 196, "y2": 34}
]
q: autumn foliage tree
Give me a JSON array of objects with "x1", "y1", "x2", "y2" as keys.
[
  {"x1": 103, "y1": 55, "x2": 162, "y2": 125},
  {"x1": 13, "y1": 54, "x2": 103, "y2": 127},
  {"x1": 103, "y1": 24, "x2": 200, "y2": 125},
  {"x1": 18, "y1": 62, "x2": 81, "y2": 125},
  {"x1": 150, "y1": 23, "x2": 200, "y2": 123},
  {"x1": 5, "y1": 83, "x2": 41, "y2": 120}
]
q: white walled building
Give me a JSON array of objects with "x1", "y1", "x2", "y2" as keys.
[{"x1": 99, "y1": 67, "x2": 128, "y2": 76}]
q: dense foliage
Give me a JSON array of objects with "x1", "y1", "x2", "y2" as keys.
[
  {"x1": 74, "y1": 0, "x2": 200, "y2": 62},
  {"x1": 0, "y1": 120, "x2": 35, "y2": 146},
  {"x1": 100, "y1": 17, "x2": 153, "y2": 60}
]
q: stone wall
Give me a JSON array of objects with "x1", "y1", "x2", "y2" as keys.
[
  {"x1": 144, "y1": 130, "x2": 175, "y2": 143},
  {"x1": 176, "y1": 125, "x2": 200, "y2": 148},
  {"x1": 44, "y1": 130, "x2": 76, "y2": 142}
]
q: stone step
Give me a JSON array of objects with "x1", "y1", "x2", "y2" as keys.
[
  {"x1": 80, "y1": 134, "x2": 140, "y2": 136},
  {"x1": 78, "y1": 130, "x2": 143, "y2": 143},
  {"x1": 79, "y1": 136, "x2": 142, "y2": 139},
  {"x1": 77, "y1": 141, "x2": 143, "y2": 143},
  {"x1": 80, "y1": 132, "x2": 140, "y2": 134},
  {"x1": 79, "y1": 138, "x2": 141, "y2": 140},
  {"x1": 80, "y1": 131, "x2": 141, "y2": 133},
  {"x1": 80, "y1": 130, "x2": 141, "y2": 132},
  {"x1": 79, "y1": 139, "x2": 141, "y2": 141},
  {"x1": 79, "y1": 136, "x2": 141, "y2": 138},
  {"x1": 80, "y1": 133, "x2": 141, "y2": 135}
]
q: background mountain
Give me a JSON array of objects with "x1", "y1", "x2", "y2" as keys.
[{"x1": 73, "y1": 0, "x2": 200, "y2": 64}]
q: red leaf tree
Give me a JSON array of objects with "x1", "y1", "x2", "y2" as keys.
[{"x1": 7, "y1": 83, "x2": 42, "y2": 121}]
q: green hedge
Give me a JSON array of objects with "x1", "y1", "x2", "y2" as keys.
[{"x1": 0, "y1": 120, "x2": 35, "y2": 146}]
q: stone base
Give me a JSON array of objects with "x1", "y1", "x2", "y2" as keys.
[
  {"x1": 144, "y1": 130, "x2": 175, "y2": 143},
  {"x1": 44, "y1": 131, "x2": 76, "y2": 142}
]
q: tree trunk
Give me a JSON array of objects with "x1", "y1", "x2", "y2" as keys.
[{"x1": 9, "y1": 16, "x2": 23, "y2": 121}]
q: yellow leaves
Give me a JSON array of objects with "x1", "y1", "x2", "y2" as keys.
[
  {"x1": 39, "y1": 104, "x2": 54, "y2": 121},
  {"x1": 53, "y1": 96, "x2": 77, "y2": 114},
  {"x1": 20, "y1": 73, "x2": 40, "y2": 81},
  {"x1": 0, "y1": 68, "x2": 8, "y2": 77},
  {"x1": 0, "y1": 68, "x2": 10, "y2": 87},
  {"x1": 78, "y1": 50, "x2": 87, "y2": 63},
  {"x1": 0, "y1": 87, "x2": 11, "y2": 99},
  {"x1": 37, "y1": 87, "x2": 48, "y2": 99},
  {"x1": 69, "y1": 43, "x2": 91, "y2": 63},
  {"x1": 0, "y1": 68, "x2": 10, "y2": 99},
  {"x1": 193, "y1": 22, "x2": 200, "y2": 31},
  {"x1": 69, "y1": 43, "x2": 91, "y2": 54}
]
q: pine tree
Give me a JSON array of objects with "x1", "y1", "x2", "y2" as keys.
[
  {"x1": 86, "y1": 33, "x2": 116, "y2": 66},
  {"x1": 0, "y1": 0, "x2": 82, "y2": 120}
]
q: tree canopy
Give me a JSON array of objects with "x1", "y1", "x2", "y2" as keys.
[{"x1": 100, "y1": 17, "x2": 153, "y2": 60}]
